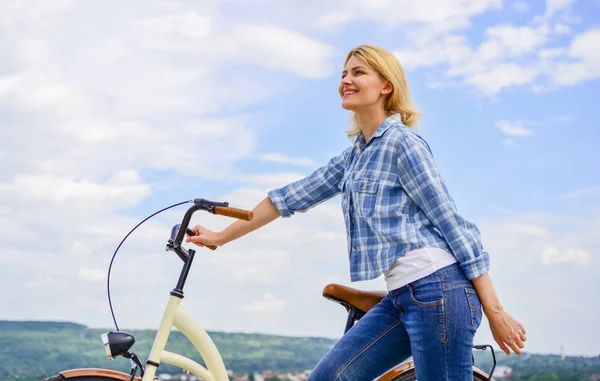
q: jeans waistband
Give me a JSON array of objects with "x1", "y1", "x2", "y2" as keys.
[{"x1": 389, "y1": 262, "x2": 462, "y2": 296}]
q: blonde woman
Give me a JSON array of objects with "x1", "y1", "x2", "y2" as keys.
[{"x1": 187, "y1": 44, "x2": 527, "y2": 380}]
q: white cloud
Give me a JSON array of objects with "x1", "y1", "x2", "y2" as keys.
[
  {"x1": 496, "y1": 120, "x2": 534, "y2": 137},
  {"x1": 539, "y1": 47, "x2": 567, "y2": 60},
  {"x1": 511, "y1": 1, "x2": 529, "y2": 12},
  {"x1": 314, "y1": 0, "x2": 502, "y2": 33},
  {"x1": 0, "y1": 0, "x2": 336, "y2": 181},
  {"x1": 541, "y1": 246, "x2": 590, "y2": 266},
  {"x1": 256, "y1": 153, "x2": 316, "y2": 166},
  {"x1": 233, "y1": 25, "x2": 334, "y2": 79},
  {"x1": 25, "y1": 276, "x2": 62, "y2": 290},
  {"x1": 390, "y1": 3, "x2": 600, "y2": 95},
  {"x1": 396, "y1": 24, "x2": 549, "y2": 94},
  {"x1": 243, "y1": 172, "x2": 308, "y2": 189},
  {"x1": 394, "y1": 35, "x2": 472, "y2": 71},
  {"x1": 1, "y1": 0, "x2": 344, "y2": 336},
  {"x1": 464, "y1": 63, "x2": 540, "y2": 94},
  {"x1": 227, "y1": 250, "x2": 291, "y2": 285},
  {"x1": 240, "y1": 293, "x2": 286, "y2": 312},
  {"x1": 506, "y1": 223, "x2": 550, "y2": 237},
  {"x1": 551, "y1": 29, "x2": 600, "y2": 86},
  {"x1": 483, "y1": 25, "x2": 549, "y2": 59},
  {"x1": 546, "y1": 0, "x2": 575, "y2": 17},
  {"x1": 77, "y1": 267, "x2": 106, "y2": 282},
  {"x1": 0, "y1": 171, "x2": 150, "y2": 205},
  {"x1": 134, "y1": 13, "x2": 213, "y2": 40},
  {"x1": 554, "y1": 23, "x2": 572, "y2": 34}
]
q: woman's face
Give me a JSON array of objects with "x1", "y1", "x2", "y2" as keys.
[{"x1": 339, "y1": 55, "x2": 391, "y2": 112}]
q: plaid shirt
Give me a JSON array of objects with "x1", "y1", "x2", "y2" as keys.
[{"x1": 268, "y1": 115, "x2": 490, "y2": 282}]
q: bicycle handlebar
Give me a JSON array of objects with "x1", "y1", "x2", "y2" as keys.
[
  {"x1": 214, "y1": 206, "x2": 254, "y2": 221},
  {"x1": 169, "y1": 199, "x2": 253, "y2": 259}
]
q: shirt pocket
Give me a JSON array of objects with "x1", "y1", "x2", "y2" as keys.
[{"x1": 351, "y1": 178, "x2": 379, "y2": 218}]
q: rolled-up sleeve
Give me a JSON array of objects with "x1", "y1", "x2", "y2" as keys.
[
  {"x1": 395, "y1": 133, "x2": 490, "y2": 280},
  {"x1": 268, "y1": 148, "x2": 350, "y2": 218}
]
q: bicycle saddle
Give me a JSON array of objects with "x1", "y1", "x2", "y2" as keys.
[{"x1": 322, "y1": 284, "x2": 387, "y2": 314}]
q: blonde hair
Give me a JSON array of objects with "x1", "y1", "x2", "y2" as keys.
[{"x1": 343, "y1": 44, "x2": 420, "y2": 138}]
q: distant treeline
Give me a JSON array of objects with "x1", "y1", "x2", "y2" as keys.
[{"x1": 1, "y1": 321, "x2": 598, "y2": 381}]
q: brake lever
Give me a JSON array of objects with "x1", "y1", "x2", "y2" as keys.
[{"x1": 170, "y1": 224, "x2": 196, "y2": 242}]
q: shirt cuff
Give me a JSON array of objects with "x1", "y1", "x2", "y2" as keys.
[
  {"x1": 268, "y1": 188, "x2": 292, "y2": 218},
  {"x1": 459, "y1": 251, "x2": 491, "y2": 280}
]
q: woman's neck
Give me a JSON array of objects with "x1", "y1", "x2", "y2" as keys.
[{"x1": 356, "y1": 108, "x2": 389, "y2": 142}]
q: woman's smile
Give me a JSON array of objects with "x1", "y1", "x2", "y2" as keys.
[{"x1": 343, "y1": 88, "x2": 359, "y2": 98}]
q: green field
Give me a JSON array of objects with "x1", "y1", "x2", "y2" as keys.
[{"x1": 1, "y1": 321, "x2": 598, "y2": 380}]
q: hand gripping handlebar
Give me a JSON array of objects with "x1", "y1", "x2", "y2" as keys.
[{"x1": 169, "y1": 199, "x2": 254, "y2": 255}]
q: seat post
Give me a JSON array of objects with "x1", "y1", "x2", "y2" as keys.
[
  {"x1": 344, "y1": 308, "x2": 365, "y2": 334},
  {"x1": 344, "y1": 308, "x2": 356, "y2": 334}
]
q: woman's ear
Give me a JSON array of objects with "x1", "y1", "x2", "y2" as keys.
[{"x1": 382, "y1": 81, "x2": 393, "y2": 95}]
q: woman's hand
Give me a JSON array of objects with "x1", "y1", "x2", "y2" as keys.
[
  {"x1": 485, "y1": 307, "x2": 527, "y2": 355},
  {"x1": 186, "y1": 224, "x2": 224, "y2": 248}
]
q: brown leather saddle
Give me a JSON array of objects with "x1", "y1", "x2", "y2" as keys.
[{"x1": 322, "y1": 283, "x2": 387, "y2": 333}]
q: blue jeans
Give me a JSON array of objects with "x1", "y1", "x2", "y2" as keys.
[{"x1": 308, "y1": 263, "x2": 483, "y2": 381}]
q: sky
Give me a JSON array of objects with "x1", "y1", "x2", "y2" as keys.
[{"x1": 0, "y1": 0, "x2": 599, "y2": 358}]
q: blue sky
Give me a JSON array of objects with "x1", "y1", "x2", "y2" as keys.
[{"x1": 0, "y1": 0, "x2": 599, "y2": 357}]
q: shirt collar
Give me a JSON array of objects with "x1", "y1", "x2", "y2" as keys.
[{"x1": 353, "y1": 114, "x2": 401, "y2": 151}]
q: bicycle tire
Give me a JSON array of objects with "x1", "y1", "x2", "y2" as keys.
[{"x1": 390, "y1": 368, "x2": 490, "y2": 380}]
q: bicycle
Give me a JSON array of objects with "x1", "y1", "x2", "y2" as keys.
[{"x1": 41, "y1": 198, "x2": 497, "y2": 381}]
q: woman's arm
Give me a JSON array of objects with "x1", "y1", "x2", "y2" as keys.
[
  {"x1": 472, "y1": 272, "x2": 527, "y2": 355},
  {"x1": 186, "y1": 196, "x2": 280, "y2": 247},
  {"x1": 394, "y1": 132, "x2": 489, "y2": 280},
  {"x1": 187, "y1": 146, "x2": 351, "y2": 248},
  {"x1": 394, "y1": 131, "x2": 527, "y2": 354}
]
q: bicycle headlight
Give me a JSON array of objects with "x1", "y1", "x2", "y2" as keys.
[{"x1": 101, "y1": 331, "x2": 136, "y2": 359}]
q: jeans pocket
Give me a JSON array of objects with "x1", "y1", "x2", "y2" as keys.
[
  {"x1": 465, "y1": 288, "x2": 483, "y2": 329},
  {"x1": 408, "y1": 280, "x2": 444, "y2": 307}
]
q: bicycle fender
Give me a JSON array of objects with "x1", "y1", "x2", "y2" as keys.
[
  {"x1": 375, "y1": 360, "x2": 414, "y2": 380},
  {"x1": 61, "y1": 368, "x2": 141, "y2": 380}
]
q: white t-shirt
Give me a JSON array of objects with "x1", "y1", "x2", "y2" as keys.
[{"x1": 384, "y1": 247, "x2": 457, "y2": 292}]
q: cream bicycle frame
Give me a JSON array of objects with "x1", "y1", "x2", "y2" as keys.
[{"x1": 142, "y1": 295, "x2": 229, "y2": 381}]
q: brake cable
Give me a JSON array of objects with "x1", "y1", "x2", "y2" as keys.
[{"x1": 106, "y1": 200, "x2": 192, "y2": 331}]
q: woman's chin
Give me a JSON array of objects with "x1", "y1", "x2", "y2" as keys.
[{"x1": 341, "y1": 101, "x2": 356, "y2": 111}]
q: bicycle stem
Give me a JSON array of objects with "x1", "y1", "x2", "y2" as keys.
[{"x1": 171, "y1": 248, "x2": 196, "y2": 299}]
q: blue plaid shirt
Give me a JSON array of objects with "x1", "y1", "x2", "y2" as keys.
[{"x1": 268, "y1": 115, "x2": 490, "y2": 282}]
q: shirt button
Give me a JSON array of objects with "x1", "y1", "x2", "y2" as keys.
[
  {"x1": 360, "y1": 185, "x2": 365, "y2": 190},
  {"x1": 352, "y1": 247, "x2": 357, "y2": 251},
  {"x1": 351, "y1": 219, "x2": 355, "y2": 224}
]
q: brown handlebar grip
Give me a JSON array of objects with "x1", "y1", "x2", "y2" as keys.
[
  {"x1": 214, "y1": 206, "x2": 254, "y2": 221},
  {"x1": 205, "y1": 244, "x2": 217, "y2": 251}
]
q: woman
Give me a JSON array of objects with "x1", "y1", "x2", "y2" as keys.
[{"x1": 187, "y1": 44, "x2": 527, "y2": 380}]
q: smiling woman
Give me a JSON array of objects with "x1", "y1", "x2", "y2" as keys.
[
  {"x1": 339, "y1": 45, "x2": 420, "y2": 138},
  {"x1": 186, "y1": 44, "x2": 527, "y2": 381}
]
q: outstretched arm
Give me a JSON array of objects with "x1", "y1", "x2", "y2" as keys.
[
  {"x1": 187, "y1": 196, "x2": 280, "y2": 247},
  {"x1": 187, "y1": 147, "x2": 350, "y2": 248}
]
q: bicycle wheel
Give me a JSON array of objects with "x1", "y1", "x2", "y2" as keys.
[{"x1": 390, "y1": 368, "x2": 490, "y2": 380}]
